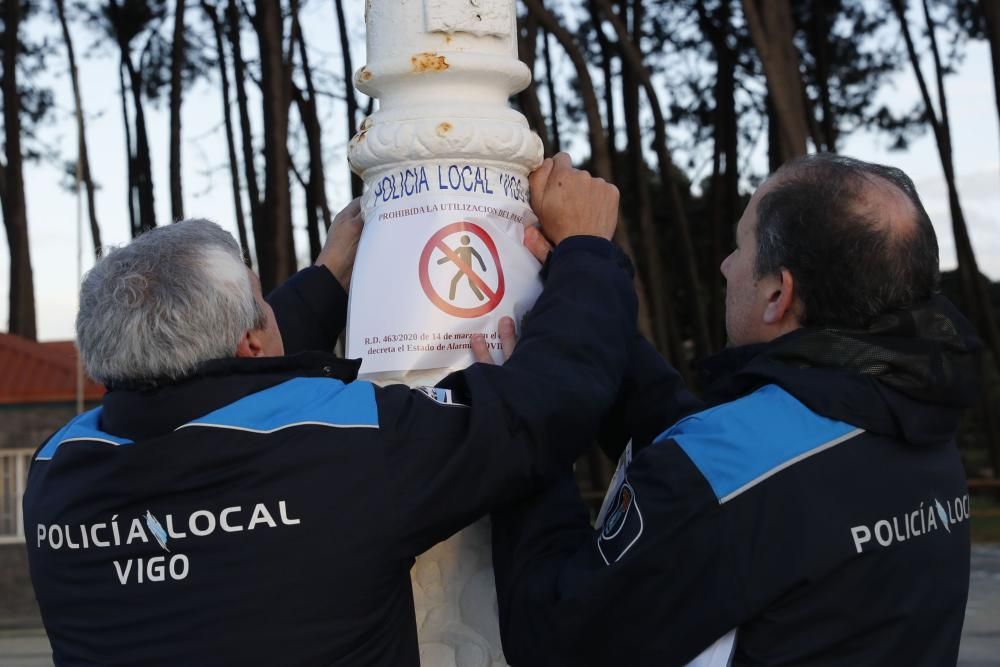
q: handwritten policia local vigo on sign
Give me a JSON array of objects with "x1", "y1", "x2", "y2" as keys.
[{"x1": 345, "y1": 162, "x2": 542, "y2": 378}]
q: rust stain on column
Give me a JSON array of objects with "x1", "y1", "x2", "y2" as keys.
[{"x1": 411, "y1": 52, "x2": 449, "y2": 72}]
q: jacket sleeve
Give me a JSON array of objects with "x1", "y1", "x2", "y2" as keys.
[
  {"x1": 491, "y1": 438, "x2": 754, "y2": 667},
  {"x1": 375, "y1": 237, "x2": 637, "y2": 558},
  {"x1": 597, "y1": 335, "x2": 704, "y2": 460},
  {"x1": 267, "y1": 265, "x2": 347, "y2": 354}
]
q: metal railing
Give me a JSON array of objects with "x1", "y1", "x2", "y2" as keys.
[{"x1": 0, "y1": 449, "x2": 33, "y2": 544}]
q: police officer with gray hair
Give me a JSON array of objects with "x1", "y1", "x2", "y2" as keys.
[{"x1": 25, "y1": 154, "x2": 635, "y2": 666}]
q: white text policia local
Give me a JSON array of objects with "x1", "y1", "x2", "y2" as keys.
[
  {"x1": 35, "y1": 500, "x2": 301, "y2": 585},
  {"x1": 850, "y1": 495, "x2": 970, "y2": 554}
]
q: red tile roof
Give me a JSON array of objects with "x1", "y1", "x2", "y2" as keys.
[{"x1": 0, "y1": 334, "x2": 105, "y2": 405}]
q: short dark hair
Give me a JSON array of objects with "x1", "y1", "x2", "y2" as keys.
[{"x1": 753, "y1": 154, "x2": 940, "y2": 329}]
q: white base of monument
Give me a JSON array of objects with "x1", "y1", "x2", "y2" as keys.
[
  {"x1": 370, "y1": 374, "x2": 509, "y2": 667},
  {"x1": 413, "y1": 518, "x2": 509, "y2": 667}
]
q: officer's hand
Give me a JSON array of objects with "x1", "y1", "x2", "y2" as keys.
[
  {"x1": 316, "y1": 197, "x2": 363, "y2": 290},
  {"x1": 529, "y1": 152, "x2": 619, "y2": 245},
  {"x1": 524, "y1": 225, "x2": 553, "y2": 264},
  {"x1": 471, "y1": 316, "x2": 517, "y2": 365}
]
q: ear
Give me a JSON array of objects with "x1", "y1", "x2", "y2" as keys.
[
  {"x1": 235, "y1": 329, "x2": 265, "y2": 358},
  {"x1": 762, "y1": 268, "x2": 798, "y2": 326}
]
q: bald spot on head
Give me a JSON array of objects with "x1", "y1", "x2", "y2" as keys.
[
  {"x1": 751, "y1": 153, "x2": 940, "y2": 329},
  {"x1": 851, "y1": 172, "x2": 920, "y2": 243}
]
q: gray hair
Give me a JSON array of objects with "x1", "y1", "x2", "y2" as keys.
[{"x1": 77, "y1": 219, "x2": 267, "y2": 385}]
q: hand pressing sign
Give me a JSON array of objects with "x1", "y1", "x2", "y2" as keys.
[{"x1": 530, "y1": 152, "x2": 620, "y2": 245}]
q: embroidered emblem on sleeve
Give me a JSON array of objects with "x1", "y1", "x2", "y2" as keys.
[{"x1": 597, "y1": 481, "x2": 643, "y2": 565}]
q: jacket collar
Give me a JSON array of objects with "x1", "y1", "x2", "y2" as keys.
[
  {"x1": 697, "y1": 296, "x2": 981, "y2": 447},
  {"x1": 101, "y1": 353, "x2": 360, "y2": 441}
]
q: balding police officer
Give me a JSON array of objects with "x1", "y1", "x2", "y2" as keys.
[{"x1": 493, "y1": 154, "x2": 980, "y2": 667}]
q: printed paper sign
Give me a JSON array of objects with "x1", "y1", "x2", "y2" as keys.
[{"x1": 347, "y1": 162, "x2": 542, "y2": 378}]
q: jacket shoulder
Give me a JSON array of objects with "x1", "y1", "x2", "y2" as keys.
[
  {"x1": 36, "y1": 408, "x2": 133, "y2": 461},
  {"x1": 656, "y1": 384, "x2": 863, "y2": 503},
  {"x1": 180, "y1": 377, "x2": 379, "y2": 434}
]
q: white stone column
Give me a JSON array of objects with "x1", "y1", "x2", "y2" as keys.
[{"x1": 347, "y1": 2, "x2": 542, "y2": 665}]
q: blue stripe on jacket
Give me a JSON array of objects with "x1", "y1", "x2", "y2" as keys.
[
  {"x1": 36, "y1": 377, "x2": 379, "y2": 461},
  {"x1": 655, "y1": 384, "x2": 863, "y2": 503},
  {"x1": 36, "y1": 409, "x2": 133, "y2": 461},
  {"x1": 179, "y1": 377, "x2": 379, "y2": 433}
]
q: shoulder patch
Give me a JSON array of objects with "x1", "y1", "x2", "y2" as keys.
[
  {"x1": 655, "y1": 384, "x2": 863, "y2": 504},
  {"x1": 179, "y1": 377, "x2": 380, "y2": 433},
  {"x1": 597, "y1": 480, "x2": 643, "y2": 565},
  {"x1": 36, "y1": 408, "x2": 133, "y2": 461},
  {"x1": 414, "y1": 386, "x2": 467, "y2": 407}
]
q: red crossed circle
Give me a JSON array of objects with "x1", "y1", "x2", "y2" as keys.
[{"x1": 418, "y1": 221, "x2": 505, "y2": 318}]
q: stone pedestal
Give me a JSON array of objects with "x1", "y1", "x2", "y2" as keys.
[{"x1": 347, "y1": 2, "x2": 542, "y2": 665}]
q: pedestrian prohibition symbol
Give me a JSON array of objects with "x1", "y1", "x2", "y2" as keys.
[{"x1": 418, "y1": 221, "x2": 505, "y2": 318}]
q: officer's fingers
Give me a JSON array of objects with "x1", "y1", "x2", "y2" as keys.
[
  {"x1": 547, "y1": 153, "x2": 577, "y2": 189},
  {"x1": 550, "y1": 152, "x2": 573, "y2": 173},
  {"x1": 470, "y1": 334, "x2": 493, "y2": 364},
  {"x1": 335, "y1": 197, "x2": 362, "y2": 224},
  {"x1": 523, "y1": 226, "x2": 553, "y2": 264},
  {"x1": 529, "y1": 158, "x2": 554, "y2": 213},
  {"x1": 596, "y1": 181, "x2": 620, "y2": 240},
  {"x1": 498, "y1": 316, "x2": 517, "y2": 361}
]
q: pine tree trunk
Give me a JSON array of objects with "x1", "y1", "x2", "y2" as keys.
[
  {"x1": 1, "y1": 0, "x2": 37, "y2": 339},
  {"x1": 809, "y1": 5, "x2": 837, "y2": 151},
  {"x1": 540, "y1": 23, "x2": 561, "y2": 153},
  {"x1": 124, "y1": 55, "x2": 157, "y2": 233},
  {"x1": 590, "y1": 0, "x2": 617, "y2": 165},
  {"x1": 292, "y1": 8, "x2": 332, "y2": 231},
  {"x1": 255, "y1": 0, "x2": 296, "y2": 292},
  {"x1": 894, "y1": 0, "x2": 1000, "y2": 467},
  {"x1": 741, "y1": 0, "x2": 810, "y2": 162},
  {"x1": 979, "y1": 0, "x2": 1000, "y2": 170},
  {"x1": 516, "y1": 14, "x2": 551, "y2": 156},
  {"x1": 697, "y1": 0, "x2": 739, "y2": 349},
  {"x1": 893, "y1": 0, "x2": 1000, "y2": 367},
  {"x1": 333, "y1": 0, "x2": 363, "y2": 198},
  {"x1": 169, "y1": 0, "x2": 187, "y2": 221},
  {"x1": 289, "y1": 150, "x2": 321, "y2": 262},
  {"x1": 595, "y1": 0, "x2": 712, "y2": 359},
  {"x1": 118, "y1": 59, "x2": 139, "y2": 238},
  {"x1": 202, "y1": 0, "x2": 250, "y2": 261},
  {"x1": 619, "y1": 0, "x2": 674, "y2": 360},
  {"x1": 523, "y1": 0, "x2": 657, "y2": 345},
  {"x1": 56, "y1": 0, "x2": 102, "y2": 258},
  {"x1": 227, "y1": 0, "x2": 263, "y2": 269}
]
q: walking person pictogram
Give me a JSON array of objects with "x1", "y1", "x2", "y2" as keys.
[
  {"x1": 437, "y1": 235, "x2": 488, "y2": 301},
  {"x1": 418, "y1": 221, "x2": 506, "y2": 319}
]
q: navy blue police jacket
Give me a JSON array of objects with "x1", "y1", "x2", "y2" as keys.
[
  {"x1": 492, "y1": 296, "x2": 980, "y2": 666},
  {"x1": 24, "y1": 237, "x2": 636, "y2": 666}
]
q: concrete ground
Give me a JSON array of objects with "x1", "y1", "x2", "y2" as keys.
[
  {"x1": 959, "y1": 544, "x2": 1000, "y2": 667},
  {"x1": 2, "y1": 545, "x2": 998, "y2": 666},
  {"x1": 0, "y1": 630, "x2": 49, "y2": 667}
]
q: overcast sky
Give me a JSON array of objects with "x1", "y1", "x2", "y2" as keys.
[{"x1": 1, "y1": 2, "x2": 997, "y2": 341}]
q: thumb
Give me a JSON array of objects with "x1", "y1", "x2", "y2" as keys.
[
  {"x1": 523, "y1": 226, "x2": 553, "y2": 264},
  {"x1": 529, "y1": 158, "x2": 555, "y2": 216}
]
